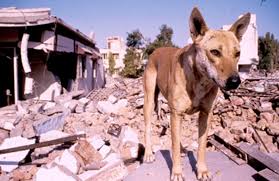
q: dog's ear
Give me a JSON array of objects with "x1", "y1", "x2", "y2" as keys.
[
  {"x1": 189, "y1": 7, "x2": 208, "y2": 41},
  {"x1": 229, "y1": 13, "x2": 251, "y2": 41}
]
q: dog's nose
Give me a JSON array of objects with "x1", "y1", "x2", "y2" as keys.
[{"x1": 225, "y1": 74, "x2": 241, "y2": 90}]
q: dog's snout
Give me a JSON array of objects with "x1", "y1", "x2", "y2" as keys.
[{"x1": 225, "y1": 74, "x2": 241, "y2": 90}]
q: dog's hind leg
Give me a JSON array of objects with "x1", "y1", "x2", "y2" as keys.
[{"x1": 143, "y1": 68, "x2": 157, "y2": 163}]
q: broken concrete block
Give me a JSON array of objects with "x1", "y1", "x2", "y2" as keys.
[
  {"x1": 78, "y1": 153, "x2": 128, "y2": 181},
  {"x1": 54, "y1": 150, "x2": 79, "y2": 174},
  {"x1": 119, "y1": 141, "x2": 139, "y2": 160},
  {"x1": 99, "y1": 145, "x2": 111, "y2": 159},
  {"x1": 63, "y1": 99, "x2": 78, "y2": 113},
  {"x1": 11, "y1": 165, "x2": 38, "y2": 181},
  {"x1": 34, "y1": 130, "x2": 69, "y2": 156},
  {"x1": 75, "y1": 139, "x2": 103, "y2": 165},
  {"x1": 79, "y1": 97, "x2": 90, "y2": 105},
  {"x1": 54, "y1": 94, "x2": 73, "y2": 105},
  {"x1": 87, "y1": 135, "x2": 105, "y2": 150},
  {"x1": 267, "y1": 122, "x2": 279, "y2": 136},
  {"x1": 0, "y1": 129, "x2": 9, "y2": 144},
  {"x1": 33, "y1": 110, "x2": 69, "y2": 135},
  {"x1": 35, "y1": 164, "x2": 81, "y2": 181},
  {"x1": 97, "y1": 101, "x2": 114, "y2": 114},
  {"x1": 3, "y1": 121, "x2": 15, "y2": 131},
  {"x1": 260, "y1": 112, "x2": 274, "y2": 122},
  {"x1": 75, "y1": 103, "x2": 86, "y2": 114},
  {"x1": 120, "y1": 126, "x2": 139, "y2": 144},
  {"x1": 28, "y1": 103, "x2": 44, "y2": 113},
  {"x1": 43, "y1": 102, "x2": 56, "y2": 110},
  {"x1": 108, "y1": 95, "x2": 118, "y2": 104},
  {"x1": 0, "y1": 136, "x2": 35, "y2": 172},
  {"x1": 135, "y1": 98, "x2": 144, "y2": 108},
  {"x1": 260, "y1": 101, "x2": 273, "y2": 112}
]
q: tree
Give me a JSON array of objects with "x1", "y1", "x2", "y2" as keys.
[
  {"x1": 126, "y1": 29, "x2": 144, "y2": 49},
  {"x1": 108, "y1": 52, "x2": 115, "y2": 75},
  {"x1": 258, "y1": 32, "x2": 279, "y2": 71},
  {"x1": 144, "y1": 24, "x2": 176, "y2": 57},
  {"x1": 121, "y1": 30, "x2": 144, "y2": 78}
]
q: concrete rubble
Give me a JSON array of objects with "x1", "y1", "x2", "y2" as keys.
[{"x1": 0, "y1": 71, "x2": 278, "y2": 180}]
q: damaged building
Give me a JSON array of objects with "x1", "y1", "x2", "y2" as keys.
[{"x1": 0, "y1": 7, "x2": 105, "y2": 108}]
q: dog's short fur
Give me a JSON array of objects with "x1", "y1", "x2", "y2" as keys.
[{"x1": 143, "y1": 7, "x2": 250, "y2": 181}]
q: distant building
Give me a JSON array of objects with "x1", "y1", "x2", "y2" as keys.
[
  {"x1": 100, "y1": 36, "x2": 127, "y2": 73},
  {"x1": 222, "y1": 14, "x2": 259, "y2": 73}
]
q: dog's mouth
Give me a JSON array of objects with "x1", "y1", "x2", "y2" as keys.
[{"x1": 212, "y1": 78, "x2": 231, "y2": 99}]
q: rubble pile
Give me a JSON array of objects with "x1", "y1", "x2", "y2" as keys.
[{"x1": 0, "y1": 71, "x2": 278, "y2": 180}]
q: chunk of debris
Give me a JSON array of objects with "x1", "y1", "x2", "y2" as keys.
[{"x1": 0, "y1": 136, "x2": 35, "y2": 172}]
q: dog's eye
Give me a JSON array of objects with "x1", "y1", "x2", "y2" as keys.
[
  {"x1": 235, "y1": 51, "x2": 240, "y2": 58},
  {"x1": 210, "y1": 49, "x2": 221, "y2": 57}
]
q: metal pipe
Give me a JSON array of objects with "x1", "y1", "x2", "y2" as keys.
[{"x1": 13, "y1": 48, "x2": 19, "y2": 104}]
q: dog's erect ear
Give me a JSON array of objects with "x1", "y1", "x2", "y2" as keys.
[
  {"x1": 189, "y1": 7, "x2": 208, "y2": 41},
  {"x1": 229, "y1": 13, "x2": 251, "y2": 41}
]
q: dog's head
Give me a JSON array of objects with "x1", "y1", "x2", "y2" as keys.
[{"x1": 189, "y1": 7, "x2": 250, "y2": 91}]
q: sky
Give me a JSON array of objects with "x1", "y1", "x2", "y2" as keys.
[{"x1": 1, "y1": 0, "x2": 278, "y2": 48}]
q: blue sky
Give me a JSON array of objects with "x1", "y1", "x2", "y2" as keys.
[{"x1": 1, "y1": 0, "x2": 278, "y2": 48}]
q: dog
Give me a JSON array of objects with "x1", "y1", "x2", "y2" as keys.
[{"x1": 143, "y1": 7, "x2": 250, "y2": 181}]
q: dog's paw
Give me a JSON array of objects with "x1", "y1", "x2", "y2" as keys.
[
  {"x1": 197, "y1": 170, "x2": 211, "y2": 181},
  {"x1": 171, "y1": 173, "x2": 184, "y2": 181},
  {"x1": 143, "y1": 152, "x2": 155, "y2": 163}
]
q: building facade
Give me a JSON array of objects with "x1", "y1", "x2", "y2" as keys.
[
  {"x1": 0, "y1": 7, "x2": 105, "y2": 107},
  {"x1": 100, "y1": 36, "x2": 126, "y2": 73}
]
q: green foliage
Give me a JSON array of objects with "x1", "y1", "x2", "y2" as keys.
[
  {"x1": 121, "y1": 30, "x2": 144, "y2": 78},
  {"x1": 108, "y1": 52, "x2": 115, "y2": 75},
  {"x1": 126, "y1": 29, "x2": 143, "y2": 49},
  {"x1": 121, "y1": 48, "x2": 142, "y2": 78},
  {"x1": 144, "y1": 24, "x2": 176, "y2": 58},
  {"x1": 258, "y1": 32, "x2": 279, "y2": 71}
]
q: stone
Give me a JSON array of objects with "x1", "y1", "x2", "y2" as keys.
[
  {"x1": 230, "y1": 96, "x2": 244, "y2": 106},
  {"x1": 75, "y1": 103, "x2": 86, "y2": 113},
  {"x1": 119, "y1": 141, "x2": 139, "y2": 160},
  {"x1": 87, "y1": 135, "x2": 105, "y2": 150},
  {"x1": 78, "y1": 153, "x2": 128, "y2": 181},
  {"x1": 97, "y1": 99, "x2": 128, "y2": 114},
  {"x1": 108, "y1": 95, "x2": 118, "y2": 104},
  {"x1": 221, "y1": 118, "x2": 232, "y2": 128},
  {"x1": 260, "y1": 112, "x2": 274, "y2": 122},
  {"x1": 11, "y1": 165, "x2": 38, "y2": 181},
  {"x1": 135, "y1": 98, "x2": 144, "y2": 108},
  {"x1": 266, "y1": 122, "x2": 279, "y2": 136},
  {"x1": 54, "y1": 150, "x2": 79, "y2": 174},
  {"x1": 54, "y1": 94, "x2": 73, "y2": 105},
  {"x1": 28, "y1": 103, "x2": 44, "y2": 113},
  {"x1": 3, "y1": 121, "x2": 15, "y2": 130},
  {"x1": 34, "y1": 130, "x2": 69, "y2": 156},
  {"x1": 63, "y1": 100, "x2": 78, "y2": 113},
  {"x1": 255, "y1": 119, "x2": 269, "y2": 131},
  {"x1": 260, "y1": 101, "x2": 273, "y2": 112},
  {"x1": 33, "y1": 110, "x2": 69, "y2": 135},
  {"x1": 99, "y1": 145, "x2": 111, "y2": 159},
  {"x1": 74, "y1": 139, "x2": 103, "y2": 165},
  {"x1": 0, "y1": 129, "x2": 9, "y2": 144},
  {"x1": 43, "y1": 102, "x2": 56, "y2": 110},
  {"x1": 0, "y1": 136, "x2": 35, "y2": 172},
  {"x1": 35, "y1": 164, "x2": 80, "y2": 181},
  {"x1": 79, "y1": 97, "x2": 90, "y2": 105},
  {"x1": 120, "y1": 126, "x2": 139, "y2": 144},
  {"x1": 256, "y1": 130, "x2": 277, "y2": 152}
]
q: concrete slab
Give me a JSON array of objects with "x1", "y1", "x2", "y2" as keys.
[{"x1": 125, "y1": 150, "x2": 257, "y2": 181}]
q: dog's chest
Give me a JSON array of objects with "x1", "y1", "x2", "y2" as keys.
[{"x1": 190, "y1": 79, "x2": 214, "y2": 108}]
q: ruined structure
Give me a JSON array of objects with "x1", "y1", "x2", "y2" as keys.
[{"x1": 0, "y1": 7, "x2": 105, "y2": 107}]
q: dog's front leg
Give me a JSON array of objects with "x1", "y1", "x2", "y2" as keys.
[
  {"x1": 171, "y1": 110, "x2": 184, "y2": 181},
  {"x1": 197, "y1": 111, "x2": 211, "y2": 180}
]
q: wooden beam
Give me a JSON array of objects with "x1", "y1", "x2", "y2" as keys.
[
  {"x1": 257, "y1": 168, "x2": 279, "y2": 181},
  {"x1": 239, "y1": 142, "x2": 279, "y2": 174},
  {"x1": 0, "y1": 133, "x2": 85, "y2": 154},
  {"x1": 208, "y1": 139, "x2": 246, "y2": 165}
]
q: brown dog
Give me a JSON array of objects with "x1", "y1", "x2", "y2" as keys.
[{"x1": 143, "y1": 7, "x2": 250, "y2": 181}]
